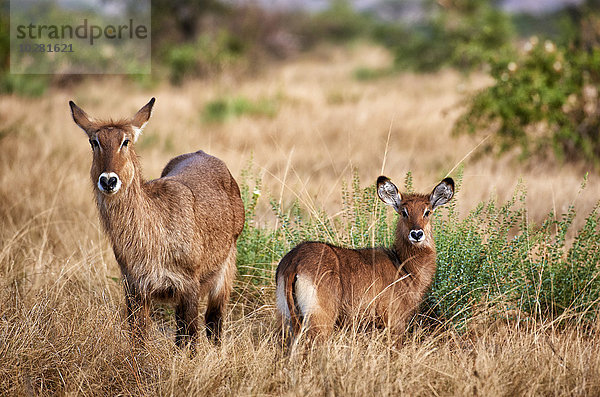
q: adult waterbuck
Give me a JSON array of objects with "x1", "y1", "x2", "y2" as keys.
[
  {"x1": 70, "y1": 98, "x2": 245, "y2": 348},
  {"x1": 276, "y1": 176, "x2": 454, "y2": 341}
]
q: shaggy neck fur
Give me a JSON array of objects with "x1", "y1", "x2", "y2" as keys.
[
  {"x1": 391, "y1": 220, "x2": 437, "y2": 304},
  {"x1": 94, "y1": 153, "x2": 159, "y2": 271}
]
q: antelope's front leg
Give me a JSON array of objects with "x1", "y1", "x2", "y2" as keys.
[{"x1": 123, "y1": 280, "x2": 150, "y2": 345}]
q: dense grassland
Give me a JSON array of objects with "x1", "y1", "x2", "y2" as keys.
[{"x1": 1, "y1": 44, "x2": 599, "y2": 395}]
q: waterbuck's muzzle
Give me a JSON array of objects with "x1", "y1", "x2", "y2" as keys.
[
  {"x1": 98, "y1": 172, "x2": 121, "y2": 195},
  {"x1": 408, "y1": 229, "x2": 425, "y2": 244}
]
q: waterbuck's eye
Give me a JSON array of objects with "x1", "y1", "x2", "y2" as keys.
[
  {"x1": 122, "y1": 139, "x2": 130, "y2": 148},
  {"x1": 89, "y1": 139, "x2": 99, "y2": 149},
  {"x1": 401, "y1": 208, "x2": 409, "y2": 218},
  {"x1": 424, "y1": 209, "x2": 431, "y2": 217}
]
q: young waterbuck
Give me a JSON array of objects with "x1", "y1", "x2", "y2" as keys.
[
  {"x1": 70, "y1": 98, "x2": 245, "y2": 347},
  {"x1": 276, "y1": 176, "x2": 454, "y2": 341}
]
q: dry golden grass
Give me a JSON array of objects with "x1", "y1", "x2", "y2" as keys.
[
  {"x1": 2, "y1": 279, "x2": 600, "y2": 395},
  {"x1": 1, "y1": 43, "x2": 599, "y2": 395}
]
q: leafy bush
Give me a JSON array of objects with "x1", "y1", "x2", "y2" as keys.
[
  {"x1": 202, "y1": 96, "x2": 278, "y2": 123},
  {"x1": 431, "y1": 173, "x2": 600, "y2": 327},
  {"x1": 301, "y1": 0, "x2": 375, "y2": 44},
  {"x1": 235, "y1": 163, "x2": 281, "y2": 286},
  {"x1": 441, "y1": 0, "x2": 515, "y2": 70},
  {"x1": 384, "y1": 23, "x2": 455, "y2": 72},
  {"x1": 164, "y1": 30, "x2": 245, "y2": 85},
  {"x1": 372, "y1": 0, "x2": 514, "y2": 72},
  {"x1": 237, "y1": 167, "x2": 600, "y2": 327},
  {"x1": 0, "y1": 74, "x2": 49, "y2": 97},
  {"x1": 0, "y1": 3, "x2": 49, "y2": 97},
  {"x1": 454, "y1": 37, "x2": 600, "y2": 167}
]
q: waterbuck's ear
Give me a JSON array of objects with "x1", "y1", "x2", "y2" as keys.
[
  {"x1": 130, "y1": 97, "x2": 155, "y2": 142},
  {"x1": 377, "y1": 176, "x2": 402, "y2": 211},
  {"x1": 69, "y1": 100, "x2": 95, "y2": 137},
  {"x1": 430, "y1": 177, "x2": 454, "y2": 210}
]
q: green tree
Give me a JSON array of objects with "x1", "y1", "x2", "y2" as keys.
[
  {"x1": 384, "y1": 0, "x2": 514, "y2": 72},
  {"x1": 454, "y1": 1, "x2": 600, "y2": 166}
]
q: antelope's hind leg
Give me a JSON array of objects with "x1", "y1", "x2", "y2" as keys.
[
  {"x1": 205, "y1": 244, "x2": 237, "y2": 341},
  {"x1": 294, "y1": 273, "x2": 339, "y2": 341},
  {"x1": 175, "y1": 290, "x2": 200, "y2": 350}
]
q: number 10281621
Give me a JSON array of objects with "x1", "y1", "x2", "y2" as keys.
[{"x1": 18, "y1": 43, "x2": 74, "y2": 52}]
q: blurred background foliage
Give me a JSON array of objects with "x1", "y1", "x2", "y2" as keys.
[{"x1": 0, "y1": 0, "x2": 599, "y2": 167}]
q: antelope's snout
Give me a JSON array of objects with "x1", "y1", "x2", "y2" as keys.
[
  {"x1": 98, "y1": 172, "x2": 122, "y2": 195},
  {"x1": 409, "y1": 229, "x2": 425, "y2": 244}
]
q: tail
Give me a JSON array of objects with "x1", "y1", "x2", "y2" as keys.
[
  {"x1": 276, "y1": 267, "x2": 303, "y2": 338},
  {"x1": 285, "y1": 272, "x2": 303, "y2": 336}
]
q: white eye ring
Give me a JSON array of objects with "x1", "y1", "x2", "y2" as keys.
[{"x1": 402, "y1": 208, "x2": 409, "y2": 218}]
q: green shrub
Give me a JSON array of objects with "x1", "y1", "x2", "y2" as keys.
[
  {"x1": 353, "y1": 66, "x2": 393, "y2": 81},
  {"x1": 306, "y1": 0, "x2": 374, "y2": 43},
  {"x1": 0, "y1": 4, "x2": 49, "y2": 97},
  {"x1": 164, "y1": 30, "x2": 245, "y2": 85},
  {"x1": 372, "y1": 0, "x2": 514, "y2": 72},
  {"x1": 454, "y1": 37, "x2": 600, "y2": 167},
  {"x1": 387, "y1": 23, "x2": 454, "y2": 72},
  {"x1": 0, "y1": 73, "x2": 49, "y2": 97},
  {"x1": 202, "y1": 96, "x2": 277, "y2": 123},
  {"x1": 431, "y1": 174, "x2": 600, "y2": 326},
  {"x1": 443, "y1": 0, "x2": 515, "y2": 70},
  {"x1": 235, "y1": 161, "x2": 283, "y2": 286}
]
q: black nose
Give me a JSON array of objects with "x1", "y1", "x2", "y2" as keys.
[
  {"x1": 99, "y1": 176, "x2": 118, "y2": 191},
  {"x1": 410, "y1": 230, "x2": 424, "y2": 241}
]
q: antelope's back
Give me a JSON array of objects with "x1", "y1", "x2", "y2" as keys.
[{"x1": 161, "y1": 150, "x2": 245, "y2": 240}]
